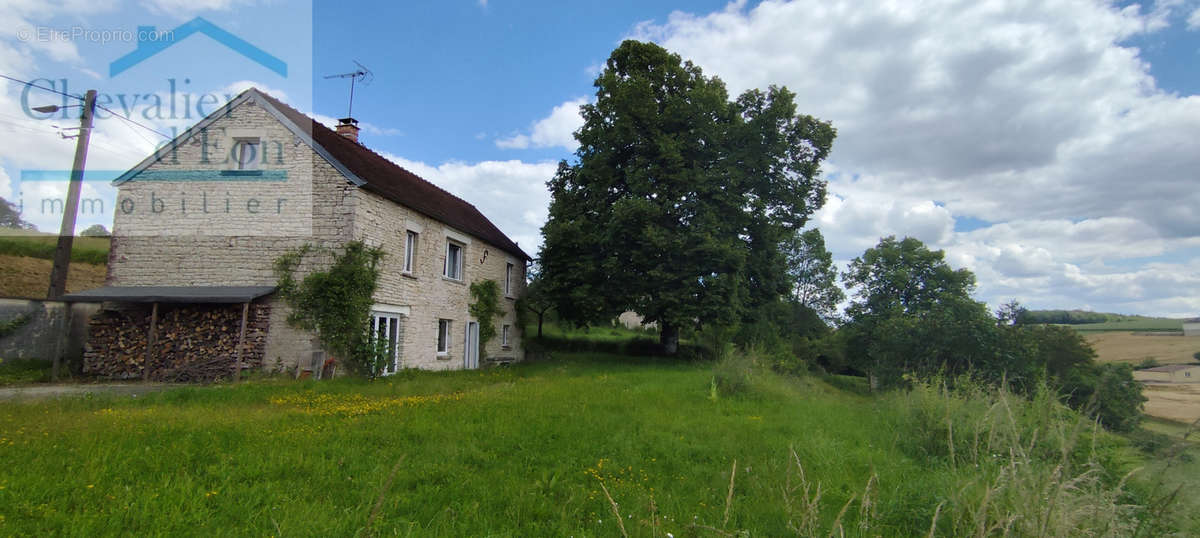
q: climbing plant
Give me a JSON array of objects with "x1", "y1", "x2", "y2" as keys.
[
  {"x1": 274, "y1": 241, "x2": 386, "y2": 378},
  {"x1": 468, "y1": 279, "x2": 501, "y2": 360}
]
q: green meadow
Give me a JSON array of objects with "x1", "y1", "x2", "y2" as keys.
[{"x1": 0, "y1": 350, "x2": 1190, "y2": 536}]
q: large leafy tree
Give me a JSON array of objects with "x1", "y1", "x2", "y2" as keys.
[
  {"x1": 539, "y1": 40, "x2": 834, "y2": 353},
  {"x1": 785, "y1": 228, "x2": 844, "y2": 322},
  {"x1": 842, "y1": 236, "x2": 993, "y2": 387}
]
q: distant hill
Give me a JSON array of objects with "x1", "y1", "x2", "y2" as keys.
[{"x1": 1020, "y1": 309, "x2": 1183, "y2": 332}]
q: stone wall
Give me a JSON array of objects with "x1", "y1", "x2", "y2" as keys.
[
  {"x1": 108, "y1": 96, "x2": 356, "y2": 372},
  {"x1": 353, "y1": 188, "x2": 526, "y2": 371},
  {"x1": 0, "y1": 298, "x2": 99, "y2": 370},
  {"x1": 107, "y1": 94, "x2": 527, "y2": 375}
]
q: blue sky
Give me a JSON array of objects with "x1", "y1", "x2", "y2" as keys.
[{"x1": 2, "y1": 0, "x2": 1199, "y2": 317}]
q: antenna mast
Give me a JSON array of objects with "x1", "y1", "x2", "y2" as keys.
[{"x1": 323, "y1": 61, "x2": 374, "y2": 118}]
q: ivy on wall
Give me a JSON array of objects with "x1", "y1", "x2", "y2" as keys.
[
  {"x1": 468, "y1": 279, "x2": 501, "y2": 360},
  {"x1": 274, "y1": 241, "x2": 386, "y2": 377}
]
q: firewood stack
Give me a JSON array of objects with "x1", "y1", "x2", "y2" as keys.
[{"x1": 83, "y1": 302, "x2": 271, "y2": 381}]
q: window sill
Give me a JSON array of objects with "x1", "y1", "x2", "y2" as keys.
[
  {"x1": 502, "y1": 346, "x2": 512, "y2": 351},
  {"x1": 402, "y1": 272, "x2": 417, "y2": 280},
  {"x1": 442, "y1": 276, "x2": 465, "y2": 285},
  {"x1": 436, "y1": 353, "x2": 450, "y2": 360},
  {"x1": 505, "y1": 295, "x2": 515, "y2": 300}
]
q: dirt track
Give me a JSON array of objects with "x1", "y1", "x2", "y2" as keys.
[{"x1": 0, "y1": 383, "x2": 168, "y2": 401}]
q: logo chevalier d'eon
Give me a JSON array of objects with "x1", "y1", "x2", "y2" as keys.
[{"x1": 99, "y1": 16, "x2": 300, "y2": 237}]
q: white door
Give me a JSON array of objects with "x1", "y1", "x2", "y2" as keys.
[
  {"x1": 464, "y1": 321, "x2": 479, "y2": 369},
  {"x1": 370, "y1": 313, "x2": 401, "y2": 375}
]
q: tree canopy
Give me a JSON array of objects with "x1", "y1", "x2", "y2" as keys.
[
  {"x1": 538, "y1": 40, "x2": 835, "y2": 352},
  {"x1": 1, "y1": 196, "x2": 34, "y2": 230},
  {"x1": 785, "y1": 228, "x2": 844, "y2": 322}
]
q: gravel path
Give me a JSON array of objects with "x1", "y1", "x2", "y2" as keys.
[{"x1": 0, "y1": 383, "x2": 170, "y2": 401}]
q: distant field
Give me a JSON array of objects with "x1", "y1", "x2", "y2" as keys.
[
  {"x1": 1090, "y1": 331, "x2": 1200, "y2": 428},
  {"x1": 1068, "y1": 318, "x2": 1183, "y2": 332},
  {"x1": 0, "y1": 229, "x2": 109, "y2": 266},
  {"x1": 1086, "y1": 332, "x2": 1198, "y2": 365},
  {"x1": 0, "y1": 254, "x2": 107, "y2": 298},
  {"x1": 1140, "y1": 383, "x2": 1200, "y2": 425}
]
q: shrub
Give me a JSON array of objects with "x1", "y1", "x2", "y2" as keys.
[
  {"x1": 0, "y1": 313, "x2": 33, "y2": 338},
  {"x1": 275, "y1": 242, "x2": 386, "y2": 378},
  {"x1": 711, "y1": 352, "x2": 756, "y2": 397},
  {"x1": 0, "y1": 358, "x2": 53, "y2": 385},
  {"x1": 1136, "y1": 357, "x2": 1160, "y2": 370}
]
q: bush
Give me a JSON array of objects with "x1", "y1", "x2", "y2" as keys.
[
  {"x1": 1136, "y1": 357, "x2": 1160, "y2": 370},
  {"x1": 0, "y1": 358, "x2": 53, "y2": 385},
  {"x1": 0, "y1": 313, "x2": 33, "y2": 338},
  {"x1": 711, "y1": 351, "x2": 758, "y2": 397}
]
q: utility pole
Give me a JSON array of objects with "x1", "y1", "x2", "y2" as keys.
[{"x1": 46, "y1": 89, "x2": 97, "y2": 300}]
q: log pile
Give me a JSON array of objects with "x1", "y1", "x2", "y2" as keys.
[{"x1": 83, "y1": 302, "x2": 270, "y2": 382}]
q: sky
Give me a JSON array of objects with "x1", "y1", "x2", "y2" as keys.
[{"x1": 1, "y1": 0, "x2": 1198, "y2": 317}]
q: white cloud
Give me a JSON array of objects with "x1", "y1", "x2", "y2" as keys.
[
  {"x1": 378, "y1": 153, "x2": 556, "y2": 254},
  {"x1": 311, "y1": 112, "x2": 402, "y2": 138},
  {"x1": 1188, "y1": 6, "x2": 1200, "y2": 29},
  {"x1": 138, "y1": 0, "x2": 258, "y2": 16},
  {"x1": 629, "y1": 0, "x2": 1200, "y2": 316},
  {"x1": 496, "y1": 97, "x2": 587, "y2": 150}
]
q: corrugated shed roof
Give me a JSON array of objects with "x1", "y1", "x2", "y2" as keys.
[
  {"x1": 253, "y1": 90, "x2": 531, "y2": 261},
  {"x1": 62, "y1": 286, "x2": 276, "y2": 303}
]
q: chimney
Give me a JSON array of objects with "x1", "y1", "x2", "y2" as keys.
[{"x1": 336, "y1": 117, "x2": 360, "y2": 143}]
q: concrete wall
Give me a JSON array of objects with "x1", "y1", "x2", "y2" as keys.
[
  {"x1": 1183, "y1": 322, "x2": 1200, "y2": 337},
  {"x1": 0, "y1": 298, "x2": 99, "y2": 370}
]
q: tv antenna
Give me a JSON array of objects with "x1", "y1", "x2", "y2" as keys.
[{"x1": 323, "y1": 60, "x2": 374, "y2": 118}]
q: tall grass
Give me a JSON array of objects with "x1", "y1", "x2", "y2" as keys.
[{"x1": 0, "y1": 352, "x2": 1183, "y2": 535}]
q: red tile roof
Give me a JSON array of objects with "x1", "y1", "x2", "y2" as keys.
[{"x1": 256, "y1": 90, "x2": 531, "y2": 261}]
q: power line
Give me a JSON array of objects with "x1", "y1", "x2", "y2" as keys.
[
  {"x1": 1, "y1": 73, "x2": 174, "y2": 140},
  {"x1": 95, "y1": 105, "x2": 173, "y2": 140},
  {"x1": 0, "y1": 73, "x2": 84, "y2": 101}
]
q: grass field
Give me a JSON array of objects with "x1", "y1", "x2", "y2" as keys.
[
  {"x1": 0, "y1": 254, "x2": 107, "y2": 298},
  {"x1": 1086, "y1": 332, "x2": 1199, "y2": 365},
  {"x1": 0, "y1": 229, "x2": 110, "y2": 266},
  {"x1": 1068, "y1": 318, "x2": 1184, "y2": 333},
  {"x1": 0, "y1": 352, "x2": 1188, "y2": 536}
]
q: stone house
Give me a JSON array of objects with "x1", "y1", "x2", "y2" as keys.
[{"x1": 67, "y1": 88, "x2": 530, "y2": 377}]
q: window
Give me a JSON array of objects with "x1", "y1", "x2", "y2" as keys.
[
  {"x1": 404, "y1": 231, "x2": 418, "y2": 274},
  {"x1": 505, "y1": 262, "x2": 514, "y2": 296},
  {"x1": 502, "y1": 324, "x2": 510, "y2": 347},
  {"x1": 232, "y1": 139, "x2": 260, "y2": 170},
  {"x1": 444, "y1": 241, "x2": 463, "y2": 280},
  {"x1": 437, "y1": 319, "x2": 451, "y2": 355}
]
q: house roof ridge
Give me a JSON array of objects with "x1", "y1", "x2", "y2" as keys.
[{"x1": 245, "y1": 88, "x2": 531, "y2": 260}]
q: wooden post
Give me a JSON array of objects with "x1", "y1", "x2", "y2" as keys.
[
  {"x1": 143, "y1": 302, "x2": 158, "y2": 382},
  {"x1": 233, "y1": 302, "x2": 250, "y2": 383}
]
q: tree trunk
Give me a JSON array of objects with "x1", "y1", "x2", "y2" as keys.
[
  {"x1": 536, "y1": 313, "x2": 544, "y2": 338},
  {"x1": 660, "y1": 321, "x2": 679, "y2": 355}
]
